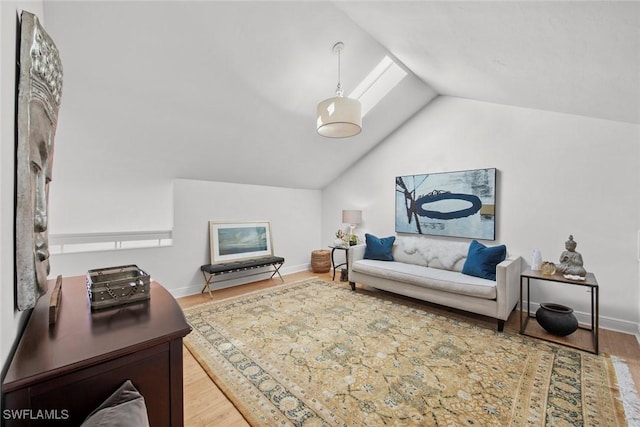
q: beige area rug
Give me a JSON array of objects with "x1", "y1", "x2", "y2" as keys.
[{"x1": 183, "y1": 278, "x2": 637, "y2": 426}]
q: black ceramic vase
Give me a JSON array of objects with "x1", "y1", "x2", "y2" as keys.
[{"x1": 535, "y1": 303, "x2": 579, "y2": 336}]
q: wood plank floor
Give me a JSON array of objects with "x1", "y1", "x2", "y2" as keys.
[{"x1": 178, "y1": 271, "x2": 640, "y2": 427}]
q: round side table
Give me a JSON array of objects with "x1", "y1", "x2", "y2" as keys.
[{"x1": 329, "y1": 245, "x2": 350, "y2": 281}]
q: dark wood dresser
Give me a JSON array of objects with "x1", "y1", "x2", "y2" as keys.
[{"x1": 2, "y1": 275, "x2": 191, "y2": 426}]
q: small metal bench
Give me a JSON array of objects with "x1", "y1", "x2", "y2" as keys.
[{"x1": 200, "y1": 256, "x2": 285, "y2": 297}]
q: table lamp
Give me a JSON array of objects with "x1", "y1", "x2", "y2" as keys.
[{"x1": 342, "y1": 210, "x2": 362, "y2": 243}]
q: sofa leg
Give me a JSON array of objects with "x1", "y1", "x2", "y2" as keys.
[
  {"x1": 349, "y1": 282, "x2": 355, "y2": 291},
  {"x1": 497, "y1": 319, "x2": 505, "y2": 332}
]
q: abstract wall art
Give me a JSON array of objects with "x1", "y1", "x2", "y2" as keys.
[{"x1": 395, "y1": 168, "x2": 496, "y2": 240}]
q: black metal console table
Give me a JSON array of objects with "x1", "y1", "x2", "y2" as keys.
[{"x1": 520, "y1": 268, "x2": 599, "y2": 354}]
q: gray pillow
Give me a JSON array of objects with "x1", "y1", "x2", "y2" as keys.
[{"x1": 81, "y1": 380, "x2": 149, "y2": 427}]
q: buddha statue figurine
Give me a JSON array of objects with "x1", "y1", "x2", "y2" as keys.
[
  {"x1": 15, "y1": 12, "x2": 63, "y2": 311},
  {"x1": 556, "y1": 235, "x2": 587, "y2": 277}
]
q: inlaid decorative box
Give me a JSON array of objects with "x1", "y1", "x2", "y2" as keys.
[{"x1": 86, "y1": 264, "x2": 150, "y2": 310}]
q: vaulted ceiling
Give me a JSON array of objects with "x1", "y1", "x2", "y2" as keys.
[
  {"x1": 43, "y1": 1, "x2": 640, "y2": 191},
  {"x1": 337, "y1": 1, "x2": 640, "y2": 125}
]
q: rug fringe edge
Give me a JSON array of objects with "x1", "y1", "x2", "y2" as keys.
[{"x1": 611, "y1": 355, "x2": 640, "y2": 425}]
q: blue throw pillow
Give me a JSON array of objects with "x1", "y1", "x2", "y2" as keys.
[
  {"x1": 363, "y1": 234, "x2": 395, "y2": 261},
  {"x1": 462, "y1": 240, "x2": 506, "y2": 281}
]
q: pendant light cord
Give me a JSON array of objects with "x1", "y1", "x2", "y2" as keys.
[{"x1": 336, "y1": 44, "x2": 344, "y2": 97}]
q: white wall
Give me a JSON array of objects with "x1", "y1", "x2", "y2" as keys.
[
  {"x1": 322, "y1": 96, "x2": 640, "y2": 333},
  {"x1": 1, "y1": 0, "x2": 45, "y2": 375},
  {"x1": 49, "y1": 178, "x2": 173, "y2": 234},
  {"x1": 50, "y1": 179, "x2": 321, "y2": 296}
]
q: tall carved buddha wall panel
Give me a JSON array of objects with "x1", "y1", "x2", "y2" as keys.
[{"x1": 16, "y1": 11, "x2": 63, "y2": 310}]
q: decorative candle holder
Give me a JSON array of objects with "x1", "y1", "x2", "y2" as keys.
[{"x1": 541, "y1": 261, "x2": 556, "y2": 276}]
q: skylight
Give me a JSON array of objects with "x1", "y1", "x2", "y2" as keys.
[{"x1": 349, "y1": 56, "x2": 408, "y2": 116}]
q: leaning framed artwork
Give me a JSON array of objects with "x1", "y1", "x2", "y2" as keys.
[
  {"x1": 395, "y1": 168, "x2": 497, "y2": 240},
  {"x1": 209, "y1": 221, "x2": 273, "y2": 264}
]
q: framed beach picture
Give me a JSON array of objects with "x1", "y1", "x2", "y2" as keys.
[
  {"x1": 395, "y1": 168, "x2": 497, "y2": 240},
  {"x1": 209, "y1": 221, "x2": 273, "y2": 264}
]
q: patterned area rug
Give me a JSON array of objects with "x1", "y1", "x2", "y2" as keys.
[{"x1": 183, "y1": 279, "x2": 634, "y2": 426}]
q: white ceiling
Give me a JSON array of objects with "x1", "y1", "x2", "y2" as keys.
[
  {"x1": 43, "y1": 1, "x2": 640, "y2": 191},
  {"x1": 337, "y1": 1, "x2": 640, "y2": 124}
]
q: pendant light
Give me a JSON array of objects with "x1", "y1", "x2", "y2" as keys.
[{"x1": 317, "y1": 42, "x2": 362, "y2": 138}]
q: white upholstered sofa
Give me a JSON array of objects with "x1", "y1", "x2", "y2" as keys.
[{"x1": 347, "y1": 236, "x2": 522, "y2": 331}]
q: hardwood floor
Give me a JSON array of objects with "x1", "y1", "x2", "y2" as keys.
[{"x1": 179, "y1": 271, "x2": 640, "y2": 427}]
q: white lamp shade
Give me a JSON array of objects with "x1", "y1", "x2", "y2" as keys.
[
  {"x1": 317, "y1": 96, "x2": 362, "y2": 138},
  {"x1": 342, "y1": 210, "x2": 362, "y2": 225}
]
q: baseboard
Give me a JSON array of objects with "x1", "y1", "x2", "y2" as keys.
[
  {"x1": 169, "y1": 263, "x2": 310, "y2": 298},
  {"x1": 522, "y1": 301, "x2": 640, "y2": 336}
]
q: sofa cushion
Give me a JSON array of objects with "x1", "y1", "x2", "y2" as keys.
[
  {"x1": 352, "y1": 259, "x2": 497, "y2": 299},
  {"x1": 364, "y1": 234, "x2": 395, "y2": 261},
  {"x1": 392, "y1": 236, "x2": 469, "y2": 272},
  {"x1": 462, "y1": 240, "x2": 506, "y2": 281}
]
